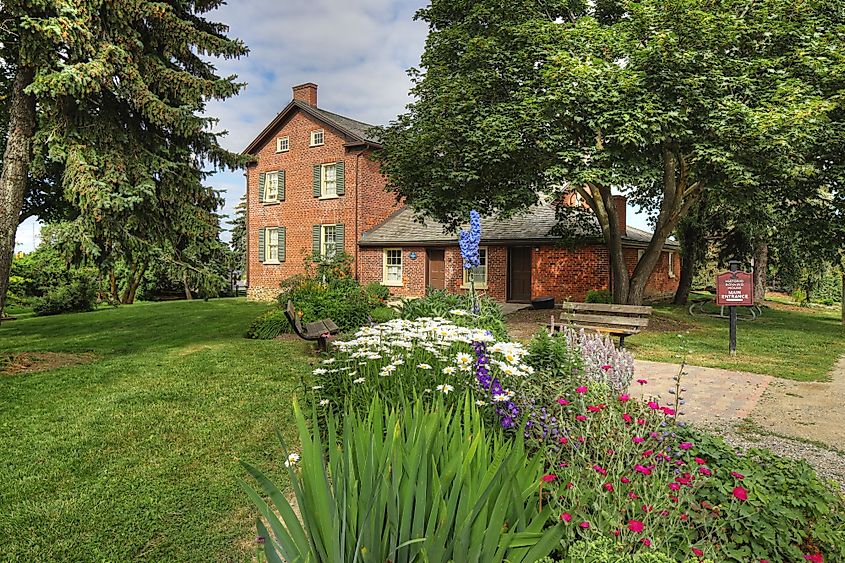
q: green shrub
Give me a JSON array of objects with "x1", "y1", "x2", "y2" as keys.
[
  {"x1": 791, "y1": 288, "x2": 809, "y2": 306},
  {"x1": 525, "y1": 330, "x2": 583, "y2": 381},
  {"x1": 32, "y1": 268, "x2": 99, "y2": 316},
  {"x1": 585, "y1": 289, "x2": 612, "y2": 304},
  {"x1": 243, "y1": 395, "x2": 564, "y2": 563},
  {"x1": 398, "y1": 287, "x2": 506, "y2": 337},
  {"x1": 538, "y1": 537, "x2": 712, "y2": 562},
  {"x1": 369, "y1": 305, "x2": 397, "y2": 323},
  {"x1": 364, "y1": 281, "x2": 391, "y2": 304},
  {"x1": 245, "y1": 309, "x2": 289, "y2": 339}
]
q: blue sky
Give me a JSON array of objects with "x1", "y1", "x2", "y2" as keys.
[{"x1": 14, "y1": 0, "x2": 651, "y2": 252}]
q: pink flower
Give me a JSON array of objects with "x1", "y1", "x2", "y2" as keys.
[
  {"x1": 580, "y1": 521, "x2": 590, "y2": 529},
  {"x1": 593, "y1": 465, "x2": 607, "y2": 476},
  {"x1": 647, "y1": 401, "x2": 659, "y2": 410},
  {"x1": 692, "y1": 547, "x2": 704, "y2": 557},
  {"x1": 576, "y1": 415, "x2": 587, "y2": 422},
  {"x1": 628, "y1": 519, "x2": 644, "y2": 533},
  {"x1": 669, "y1": 482, "x2": 680, "y2": 491},
  {"x1": 601, "y1": 364, "x2": 612, "y2": 370},
  {"x1": 637, "y1": 418, "x2": 646, "y2": 425},
  {"x1": 661, "y1": 407, "x2": 676, "y2": 416},
  {"x1": 732, "y1": 486, "x2": 748, "y2": 501},
  {"x1": 560, "y1": 512, "x2": 572, "y2": 522},
  {"x1": 566, "y1": 481, "x2": 574, "y2": 489},
  {"x1": 731, "y1": 471, "x2": 745, "y2": 480},
  {"x1": 634, "y1": 464, "x2": 652, "y2": 476},
  {"x1": 541, "y1": 474, "x2": 557, "y2": 483},
  {"x1": 632, "y1": 436, "x2": 645, "y2": 444},
  {"x1": 557, "y1": 398, "x2": 570, "y2": 406},
  {"x1": 622, "y1": 413, "x2": 633, "y2": 424},
  {"x1": 699, "y1": 467, "x2": 712, "y2": 476},
  {"x1": 628, "y1": 491, "x2": 638, "y2": 499},
  {"x1": 694, "y1": 457, "x2": 706, "y2": 465},
  {"x1": 603, "y1": 482, "x2": 614, "y2": 492},
  {"x1": 575, "y1": 386, "x2": 588, "y2": 394},
  {"x1": 642, "y1": 504, "x2": 653, "y2": 513},
  {"x1": 587, "y1": 403, "x2": 606, "y2": 413},
  {"x1": 641, "y1": 538, "x2": 652, "y2": 547},
  {"x1": 637, "y1": 379, "x2": 648, "y2": 385},
  {"x1": 679, "y1": 442, "x2": 693, "y2": 450},
  {"x1": 620, "y1": 476, "x2": 630, "y2": 484},
  {"x1": 804, "y1": 555, "x2": 823, "y2": 563},
  {"x1": 559, "y1": 436, "x2": 568, "y2": 444},
  {"x1": 642, "y1": 449, "x2": 653, "y2": 457},
  {"x1": 618, "y1": 393, "x2": 630, "y2": 402}
]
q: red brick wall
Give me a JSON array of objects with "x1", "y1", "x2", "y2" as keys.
[
  {"x1": 359, "y1": 243, "x2": 678, "y2": 303},
  {"x1": 624, "y1": 248, "x2": 680, "y2": 299},
  {"x1": 532, "y1": 245, "x2": 611, "y2": 302},
  {"x1": 246, "y1": 107, "x2": 400, "y2": 299}
]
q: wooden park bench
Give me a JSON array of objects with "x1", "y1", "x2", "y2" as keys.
[
  {"x1": 550, "y1": 302, "x2": 653, "y2": 347},
  {"x1": 283, "y1": 300, "x2": 339, "y2": 351}
]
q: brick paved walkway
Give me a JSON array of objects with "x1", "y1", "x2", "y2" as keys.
[{"x1": 630, "y1": 360, "x2": 774, "y2": 426}]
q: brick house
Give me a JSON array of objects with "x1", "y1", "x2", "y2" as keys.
[{"x1": 245, "y1": 83, "x2": 680, "y2": 303}]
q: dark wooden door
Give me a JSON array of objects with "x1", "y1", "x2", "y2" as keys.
[
  {"x1": 426, "y1": 249, "x2": 446, "y2": 290},
  {"x1": 508, "y1": 247, "x2": 532, "y2": 302}
]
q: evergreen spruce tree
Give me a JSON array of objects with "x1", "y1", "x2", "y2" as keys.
[{"x1": 0, "y1": 1, "x2": 249, "y2": 315}]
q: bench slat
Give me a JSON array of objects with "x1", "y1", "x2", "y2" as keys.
[
  {"x1": 559, "y1": 302, "x2": 652, "y2": 315},
  {"x1": 558, "y1": 313, "x2": 650, "y2": 328}
]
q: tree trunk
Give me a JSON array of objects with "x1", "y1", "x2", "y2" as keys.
[
  {"x1": 121, "y1": 264, "x2": 137, "y2": 304},
  {"x1": 183, "y1": 272, "x2": 193, "y2": 300},
  {"x1": 673, "y1": 217, "x2": 705, "y2": 305},
  {"x1": 0, "y1": 66, "x2": 36, "y2": 319},
  {"x1": 752, "y1": 239, "x2": 768, "y2": 305},
  {"x1": 109, "y1": 269, "x2": 120, "y2": 302},
  {"x1": 125, "y1": 264, "x2": 145, "y2": 304},
  {"x1": 841, "y1": 268, "x2": 844, "y2": 325}
]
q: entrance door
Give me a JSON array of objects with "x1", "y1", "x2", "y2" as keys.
[
  {"x1": 426, "y1": 249, "x2": 446, "y2": 290},
  {"x1": 508, "y1": 247, "x2": 532, "y2": 302}
]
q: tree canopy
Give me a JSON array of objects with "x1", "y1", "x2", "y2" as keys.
[{"x1": 376, "y1": 0, "x2": 845, "y2": 304}]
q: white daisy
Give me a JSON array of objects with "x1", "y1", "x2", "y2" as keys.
[
  {"x1": 417, "y1": 363, "x2": 432, "y2": 370},
  {"x1": 442, "y1": 366, "x2": 456, "y2": 375},
  {"x1": 475, "y1": 400, "x2": 487, "y2": 406},
  {"x1": 321, "y1": 358, "x2": 336, "y2": 364},
  {"x1": 436, "y1": 383, "x2": 454, "y2": 394},
  {"x1": 456, "y1": 352, "x2": 473, "y2": 367},
  {"x1": 311, "y1": 385, "x2": 323, "y2": 390},
  {"x1": 318, "y1": 399, "x2": 330, "y2": 406},
  {"x1": 353, "y1": 377, "x2": 366, "y2": 384},
  {"x1": 312, "y1": 368, "x2": 328, "y2": 375},
  {"x1": 493, "y1": 394, "x2": 509, "y2": 402},
  {"x1": 284, "y1": 453, "x2": 300, "y2": 467}
]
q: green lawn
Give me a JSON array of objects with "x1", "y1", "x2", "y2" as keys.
[
  {"x1": 627, "y1": 300, "x2": 844, "y2": 381},
  {"x1": 0, "y1": 299, "x2": 312, "y2": 561}
]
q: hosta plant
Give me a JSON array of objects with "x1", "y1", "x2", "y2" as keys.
[{"x1": 241, "y1": 395, "x2": 564, "y2": 563}]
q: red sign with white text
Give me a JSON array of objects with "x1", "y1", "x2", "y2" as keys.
[{"x1": 716, "y1": 271, "x2": 753, "y2": 306}]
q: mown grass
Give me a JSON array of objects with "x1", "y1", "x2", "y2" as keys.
[
  {"x1": 628, "y1": 300, "x2": 844, "y2": 381},
  {"x1": 0, "y1": 299, "x2": 313, "y2": 561}
]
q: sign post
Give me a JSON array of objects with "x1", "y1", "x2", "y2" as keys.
[{"x1": 716, "y1": 261, "x2": 753, "y2": 355}]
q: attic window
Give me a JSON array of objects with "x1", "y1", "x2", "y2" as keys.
[
  {"x1": 276, "y1": 136, "x2": 289, "y2": 152},
  {"x1": 310, "y1": 129, "x2": 324, "y2": 147}
]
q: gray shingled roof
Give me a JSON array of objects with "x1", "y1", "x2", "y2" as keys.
[
  {"x1": 308, "y1": 105, "x2": 382, "y2": 145},
  {"x1": 359, "y1": 206, "x2": 679, "y2": 249}
]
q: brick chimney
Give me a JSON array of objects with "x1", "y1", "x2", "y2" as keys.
[
  {"x1": 292, "y1": 82, "x2": 318, "y2": 107},
  {"x1": 611, "y1": 195, "x2": 627, "y2": 236}
]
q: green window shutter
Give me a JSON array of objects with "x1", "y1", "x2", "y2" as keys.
[
  {"x1": 335, "y1": 224, "x2": 345, "y2": 254},
  {"x1": 278, "y1": 227, "x2": 286, "y2": 262},
  {"x1": 258, "y1": 228, "x2": 266, "y2": 262},
  {"x1": 258, "y1": 172, "x2": 266, "y2": 203},
  {"x1": 336, "y1": 161, "x2": 345, "y2": 195},
  {"x1": 278, "y1": 170, "x2": 285, "y2": 201},
  {"x1": 312, "y1": 225, "x2": 321, "y2": 259},
  {"x1": 312, "y1": 164, "x2": 321, "y2": 197}
]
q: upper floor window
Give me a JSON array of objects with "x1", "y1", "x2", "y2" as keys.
[
  {"x1": 276, "y1": 136, "x2": 289, "y2": 153},
  {"x1": 310, "y1": 129, "x2": 324, "y2": 147},
  {"x1": 668, "y1": 251, "x2": 675, "y2": 278},
  {"x1": 265, "y1": 171, "x2": 279, "y2": 202},
  {"x1": 463, "y1": 247, "x2": 488, "y2": 286},
  {"x1": 321, "y1": 163, "x2": 337, "y2": 198}
]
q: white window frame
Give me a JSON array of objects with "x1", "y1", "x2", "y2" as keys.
[
  {"x1": 310, "y1": 129, "x2": 325, "y2": 147},
  {"x1": 276, "y1": 136, "x2": 289, "y2": 153},
  {"x1": 320, "y1": 163, "x2": 337, "y2": 199},
  {"x1": 265, "y1": 227, "x2": 280, "y2": 264},
  {"x1": 382, "y1": 248, "x2": 403, "y2": 287},
  {"x1": 668, "y1": 251, "x2": 675, "y2": 278},
  {"x1": 265, "y1": 171, "x2": 280, "y2": 203},
  {"x1": 462, "y1": 247, "x2": 488, "y2": 289},
  {"x1": 321, "y1": 224, "x2": 338, "y2": 259},
  {"x1": 637, "y1": 248, "x2": 645, "y2": 262}
]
